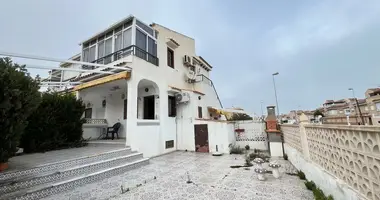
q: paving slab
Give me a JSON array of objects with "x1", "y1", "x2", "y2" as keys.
[{"x1": 43, "y1": 151, "x2": 313, "y2": 200}]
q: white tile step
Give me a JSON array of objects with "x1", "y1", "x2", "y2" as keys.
[
  {"x1": 0, "y1": 148, "x2": 132, "y2": 182},
  {"x1": 0, "y1": 158, "x2": 149, "y2": 200},
  {"x1": 0, "y1": 152, "x2": 143, "y2": 194}
]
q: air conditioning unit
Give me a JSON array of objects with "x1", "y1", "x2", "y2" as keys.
[
  {"x1": 183, "y1": 55, "x2": 192, "y2": 66},
  {"x1": 175, "y1": 92, "x2": 190, "y2": 103}
]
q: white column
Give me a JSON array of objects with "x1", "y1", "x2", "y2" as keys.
[
  {"x1": 299, "y1": 113, "x2": 311, "y2": 160},
  {"x1": 159, "y1": 86, "x2": 168, "y2": 153},
  {"x1": 126, "y1": 79, "x2": 138, "y2": 148}
]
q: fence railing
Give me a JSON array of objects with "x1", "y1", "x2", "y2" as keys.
[
  {"x1": 83, "y1": 45, "x2": 159, "y2": 69},
  {"x1": 280, "y1": 122, "x2": 380, "y2": 200}
]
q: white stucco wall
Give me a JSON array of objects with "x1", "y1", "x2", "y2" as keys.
[
  {"x1": 206, "y1": 121, "x2": 235, "y2": 153},
  {"x1": 79, "y1": 83, "x2": 127, "y2": 138},
  {"x1": 82, "y1": 126, "x2": 104, "y2": 140},
  {"x1": 284, "y1": 144, "x2": 366, "y2": 200},
  {"x1": 105, "y1": 92, "x2": 127, "y2": 138},
  {"x1": 71, "y1": 19, "x2": 223, "y2": 158},
  {"x1": 176, "y1": 99, "x2": 196, "y2": 151},
  {"x1": 178, "y1": 119, "x2": 234, "y2": 154},
  {"x1": 134, "y1": 120, "x2": 160, "y2": 157},
  {"x1": 234, "y1": 121, "x2": 267, "y2": 150}
]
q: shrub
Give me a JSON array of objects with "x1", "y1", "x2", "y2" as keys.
[
  {"x1": 305, "y1": 180, "x2": 316, "y2": 190},
  {"x1": 245, "y1": 145, "x2": 250, "y2": 150},
  {"x1": 297, "y1": 170, "x2": 306, "y2": 180},
  {"x1": 249, "y1": 152, "x2": 270, "y2": 161},
  {"x1": 21, "y1": 92, "x2": 85, "y2": 153},
  {"x1": 312, "y1": 187, "x2": 326, "y2": 200},
  {"x1": 327, "y1": 195, "x2": 334, "y2": 200},
  {"x1": 283, "y1": 153, "x2": 288, "y2": 160},
  {"x1": 229, "y1": 144, "x2": 244, "y2": 154},
  {"x1": 0, "y1": 58, "x2": 41, "y2": 162},
  {"x1": 253, "y1": 148, "x2": 267, "y2": 153},
  {"x1": 244, "y1": 154, "x2": 253, "y2": 166},
  {"x1": 228, "y1": 113, "x2": 253, "y2": 121}
]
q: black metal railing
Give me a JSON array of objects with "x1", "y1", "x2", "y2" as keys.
[
  {"x1": 82, "y1": 45, "x2": 159, "y2": 69},
  {"x1": 133, "y1": 45, "x2": 159, "y2": 66},
  {"x1": 197, "y1": 74, "x2": 223, "y2": 108}
]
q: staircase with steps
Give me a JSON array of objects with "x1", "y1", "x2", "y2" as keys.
[{"x1": 0, "y1": 145, "x2": 149, "y2": 200}]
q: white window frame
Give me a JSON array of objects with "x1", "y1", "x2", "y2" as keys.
[
  {"x1": 136, "y1": 26, "x2": 157, "y2": 61},
  {"x1": 122, "y1": 27, "x2": 132, "y2": 48},
  {"x1": 82, "y1": 47, "x2": 89, "y2": 62},
  {"x1": 88, "y1": 44, "x2": 97, "y2": 62},
  {"x1": 97, "y1": 39, "x2": 105, "y2": 63},
  {"x1": 135, "y1": 19, "x2": 155, "y2": 38},
  {"x1": 81, "y1": 22, "x2": 134, "y2": 63},
  {"x1": 104, "y1": 34, "x2": 113, "y2": 63},
  {"x1": 114, "y1": 31, "x2": 123, "y2": 52}
]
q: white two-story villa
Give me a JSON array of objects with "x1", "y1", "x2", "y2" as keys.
[{"x1": 46, "y1": 15, "x2": 235, "y2": 157}]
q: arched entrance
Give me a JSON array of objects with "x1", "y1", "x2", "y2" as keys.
[{"x1": 137, "y1": 79, "x2": 160, "y2": 120}]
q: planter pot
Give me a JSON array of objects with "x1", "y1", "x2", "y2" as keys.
[{"x1": 0, "y1": 162, "x2": 8, "y2": 172}]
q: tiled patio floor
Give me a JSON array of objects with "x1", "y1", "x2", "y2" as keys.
[
  {"x1": 7, "y1": 140, "x2": 125, "y2": 171},
  {"x1": 43, "y1": 151, "x2": 313, "y2": 200}
]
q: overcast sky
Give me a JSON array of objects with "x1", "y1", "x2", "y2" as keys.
[{"x1": 1, "y1": 0, "x2": 380, "y2": 115}]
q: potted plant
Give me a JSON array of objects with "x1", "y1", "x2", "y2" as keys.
[{"x1": 0, "y1": 152, "x2": 8, "y2": 171}]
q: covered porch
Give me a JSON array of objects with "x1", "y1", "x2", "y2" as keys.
[
  {"x1": 78, "y1": 77, "x2": 129, "y2": 140},
  {"x1": 75, "y1": 72, "x2": 169, "y2": 157}
]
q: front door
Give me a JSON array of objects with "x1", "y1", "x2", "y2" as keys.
[
  {"x1": 143, "y1": 95, "x2": 155, "y2": 119},
  {"x1": 194, "y1": 124, "x2": 209, "y2": 152}
]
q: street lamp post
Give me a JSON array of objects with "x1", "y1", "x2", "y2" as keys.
[
  {"x1": 272, "y1": 72, "x2": 280, "y2": 120},
  {"x1": 348, "y1": 88, "x2": 365, "y2": 125}
]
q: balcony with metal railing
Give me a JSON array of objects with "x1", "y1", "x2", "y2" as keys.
[{"x1": 82, "y1": 45, "x2": 158, "y2": 70}]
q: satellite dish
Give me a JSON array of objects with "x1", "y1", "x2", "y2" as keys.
[{"x1": 185, "y1": 71, "x2": 196, "y2": 83}]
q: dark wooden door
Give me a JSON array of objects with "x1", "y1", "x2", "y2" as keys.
[
  {"x1": 143, "y1": 95, "x2": 155, "y2": 119},
  {"x1": 194, "y1": 124, "x2": 209, "y2": 152}
]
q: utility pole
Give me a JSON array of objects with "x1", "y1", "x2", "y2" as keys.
[{"x1": 272, "y1": 72, "x2": 280, "y2": 120}]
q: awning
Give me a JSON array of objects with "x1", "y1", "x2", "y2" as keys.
[
  {"x1": 208, "y1": 107, "x2": 247, "y2": 120},
  {"x1": 73, "y1": 71, "x2": 131, "y2": 91}
]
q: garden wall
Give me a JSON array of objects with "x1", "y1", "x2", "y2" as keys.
[
  {"x1": 234, "y1": 120, "x2": 267, "y2": 150},
  {"x1": 281, "y1": 117, "x2": 379, "y2": 200}
]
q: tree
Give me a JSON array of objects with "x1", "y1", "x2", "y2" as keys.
[
  {"x1": 228, "y1": 113, "x2": 253, "y2": 121},
  {"x1": 313, "y1": 109, "x2": 324, "y2": 117},
  {"x1": 0, "y1": 57, "x2": 41, "y2": 163},
  {"x1": 21, "y1": 92, "x2": 86, "y2": 153}
]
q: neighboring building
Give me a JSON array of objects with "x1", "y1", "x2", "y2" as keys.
[
  {"x1": 281, "y1": 110, "x2": 316, "y2": 124},
  {"x1": 322, "y1": 98, "x2": 372, "y2": 125},
  {"x1": 44, "y1": 15, "x2": 233, "y2": 157},
  {"x1": 365, "y1": 88, "x2": 380, "y2": 125}
]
